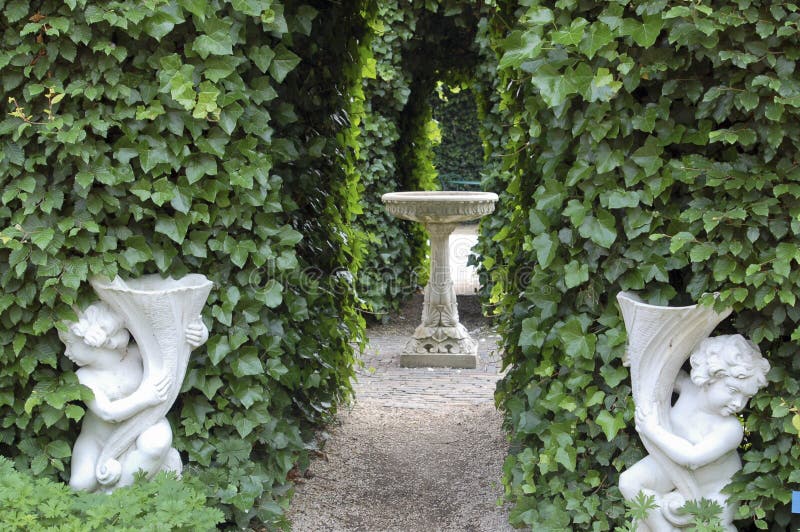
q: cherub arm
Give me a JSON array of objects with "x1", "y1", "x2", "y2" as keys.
[
  {"x1": 636, "y1": 407, "x2": 743, "y2": 470},
  {"x1": 82, "y1": 373, "x2": 170, "y2": 423}
]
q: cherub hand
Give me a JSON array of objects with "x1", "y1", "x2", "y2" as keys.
[
  {"x1": 634, "y1": 403, "x2": 660, "y2": 438},
  {"x1": 185, "y1": 318, "x2": 209, "y2": 348},
  {"x1": 81, "y1": 323, "x2": 108, "y2": 348},
  {"x1": 91, "y1": 394, "x2": 119, "y2": 423},
  {"x1": 141, "y1": 373, "x2": 171, "y2": 406}
]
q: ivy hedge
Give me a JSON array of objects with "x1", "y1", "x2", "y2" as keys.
[
  {"x1": 0, "y1": 0, "x2": 368, "y2": 527},
  {"x1": 431, "y1": 87, "x2": 484, "y2": 190},
  {"x1": 483, "y1": 0, "x2": 800, "y2": 529}
]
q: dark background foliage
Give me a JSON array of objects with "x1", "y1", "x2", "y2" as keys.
[{"x1": 431, "y1": 87, "x2": 484, "y2": 190}]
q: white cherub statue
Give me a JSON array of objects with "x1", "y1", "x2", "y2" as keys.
[
  {"x1": 59, "y1": 301, "x2": 208, "y2": 492},
  {"x1": 619, "y1": 334, "x2": 770, "y2": 531}
]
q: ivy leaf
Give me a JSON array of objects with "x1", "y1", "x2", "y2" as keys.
[
  {"x1": 498, "y1": 30, "x2": 542, "y2": 70},
  {"x1": 232, "y1": 353, "x2": 264, "y2": 377},
  {"x1": 268, "y1": 45, "x2": 301, "y2": 83},
  {"x1": 531, "y1": 65, "x2": 573, "y2": 107},
  {"x1": 580, "y1": 23, "x2": 613, "y2": 59},
  {"x1": 564, "y1": 260, "x2": 589, "y2": 288},
  {"x1": 207, "y1": 336, "x2": 231, "y2": 366},
  {"x1": 249, "y1": 45, "x2": 276, "y2": 74},
  {"x1": 193, "y1": 81, "x2": 220, "y2": 119},
  {"x1": 532, "y1": 233, "x2": 557, "y2": 268},
  {"x1": 624, "y1": 15, "x2": 664, "y2": 47},
  {"x1": 185, "y1": 155, "x2": 218, "y2": 184},
  {"x1": 579, "y1": 210, "x2": 617, "y2": 248},
  {"x1": 259, "y1": 279, "x2": 283, "y2": 308},
  {"x1": 193, "y1": 30, "x2": 234, "y2": 59},
  {"x1": 559, "y1": 318, "x2": 596, "y2": 359},
  {"x1": 231, "y1": 0, "x2": 270, "y2": 16},
  {"x1": 178, "y1": 0, "x2": 207, "y2": 21},
  {"x1": 596, "y1": 410, "x2": 626, "y2": 441},
  {"x1": 552, "y1": 18, "x2": 588, "y2": 47}
]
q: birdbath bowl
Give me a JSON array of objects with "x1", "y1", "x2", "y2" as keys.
[{"x1": 382, "y1": 191, "x2": 498, "y2": 368}]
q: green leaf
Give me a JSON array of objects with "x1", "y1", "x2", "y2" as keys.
[
  {"x1": 580, "y1": 23, "x2": 613, "y2": 59},
  {"x1": 232, "y1": 353, "x2": 263, "y2": 377},
  {"x1": 531, "y1": 65, "x2": 572, "y2": 107},
  {"x1": 532, "y1": 233, "x2": 557, "y2": 268},
  {"x1": 555, "y1": 446, "x2": 577, "y2": 472},
  {"x1": 631, "y1": 139, "x2": 663, "y2": 176},
  {"x1": 231, "y1": 0, "x2": 270, "y2": 16},
  {"x1": 559, "y1": 318, "x2": 595, "y2": 359},
  {"x1": 551, "y1": 18, "x2": 588, "y2": 47},
  {"x1": 207, "y1": 336, "x2": 231, "y2": 365},
  {"x1": 31, "y1": 228, "x2": 55, "y2": 250},
  {"x1": 155, "y1": 217, "x2": 189, "y2": 244},
  {"x1": 259, "y1": 279, "x2": 283, "y2": 308},
  {"x1": 626, "y1": 15, "x2": 664, "y2": 47},
  {"x1": 564, "y1": 260, "x2": 589, "y2": 288},
  {"x1": 185, "y1": 155, "x2": 218, "y2": 184},
  {"x1": 5, "y1": 0, "x2": 29, "y2": 23},
  {"x1": 596, "y1": 410, "x2": 625, "y2": 441},
  {"x1": 193, "y1": 81, "x2": 220, "y2": 119},
  {"x1": 178, "y1": 0, "x2": 208, "y2": 20},
  {"x1": 268, "y1": 45, "x2": 301, "y2": 83},
  {"x1": 249, "y1": 45, "x2": 275, "y2": 74},
  {"x1": 579, "y1": 210, "x2": 617, "y2": 248},
  {"x1": 193, "y1": 30, "x2": 234, "y2": 59},
  {"x1": 595, "y1": 143, "x2": 624, "y2": 174},
  {"x1": 498, "y1": 30, "x2": 542, "y2": 70},
  {"x1": 669, "y1": 232, "x2": 694, "y2": 253}
]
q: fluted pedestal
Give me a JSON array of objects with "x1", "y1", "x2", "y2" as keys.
[{"x1": 381, "y1": 191, "x2": 498, "y2": 369}]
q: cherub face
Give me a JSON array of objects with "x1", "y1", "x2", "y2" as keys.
[{"x1": 705, "y1": 376, "x2": 756, "y2": 416}]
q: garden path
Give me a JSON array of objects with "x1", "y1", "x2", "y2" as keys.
[{"x1": 287, "y1": 224, "x2": 512, "y2": 531}]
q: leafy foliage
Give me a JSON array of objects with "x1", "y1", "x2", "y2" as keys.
[
  {"x1": 431, "y1": 86, "x2": 484, "y2": 190},
  {"x1": 0, "y1": 0, "x2": 369, "y2": 527},
  {"x1": 0, "y1": 456, "x2": 223, "y2": 531},
  {"x1": 482, "y1": 0, "x2": 800, "y2": 529}
]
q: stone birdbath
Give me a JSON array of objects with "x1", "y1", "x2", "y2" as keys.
[{"x1": 381, "y1": 191, "x2": 498, "y2": 368}]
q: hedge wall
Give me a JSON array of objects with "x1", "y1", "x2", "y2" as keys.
[
  {"x1": 431, "y1": 87, "x2": 484, "y2": 190},
  {"x1": 484, "y1": 0, "x2": 800, "y2": 529},
  {"x1": 0, "y1": 0, "x2": 368, "y2": 527},
  {"x1": 353, "y1": 1, "x2": 428, "y2": 319}
]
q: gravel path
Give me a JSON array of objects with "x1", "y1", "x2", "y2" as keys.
[{"x1": 287, "y1": 226, "x2": 513, "y2": 531}]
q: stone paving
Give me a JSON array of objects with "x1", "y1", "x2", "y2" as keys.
[
  {"x1": 354, "y1": 329, "x2": 503, "y2": 408},
  {"x1": 353, "y1": 224, "x2": 505, "y2": 409}
]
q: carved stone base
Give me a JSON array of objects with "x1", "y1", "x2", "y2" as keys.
[
  {"x1": 400, "y1": 352, "x2": 477, "y2": 369},
  {"x1": 401, "y1": 324, "x2": 478, "y2": 368}
]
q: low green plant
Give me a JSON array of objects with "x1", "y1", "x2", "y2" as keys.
[
  {"x1": 616, "y1": 493, "x2": 726, "y2": 532},
  {"x1": 0, "y1": 456, "x2": 223, "y2": 531},
  {"x1": 616, "y1": 492, "x2": 658, "y2": 532}
]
